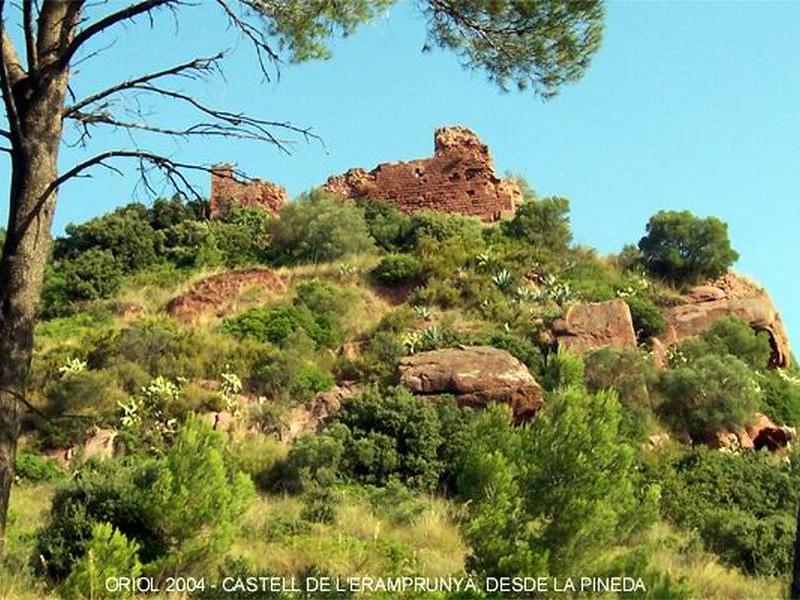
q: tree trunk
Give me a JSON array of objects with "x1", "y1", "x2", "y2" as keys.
[{"x1": 0, "y1": 67, "x2": 66, "y2": 557}]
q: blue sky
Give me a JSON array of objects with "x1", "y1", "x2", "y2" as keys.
[{"x1": 2, "y1": 1, "x2": 799, "y2": 344}]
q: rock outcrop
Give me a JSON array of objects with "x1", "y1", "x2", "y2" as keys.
[
  {"x1": 553, "y1": 299, "x2": 638, "y2": 354},
  {"x1": 210, "y1": 164, "x2": 288, "y2": 217},
  {"x1": 324, "y1": 126, "x2": 521, "y2": 223},
  {"x1": 706, "y1": 413, "x2": 795, "y2": 452},
  {"x1": 166, "y1": 268, "x2": 285, "y2": 322},
  {"x1": 657, "y1": 273, "x2": 791, "y2": 368},
  {"x1": 398, "y1": 346, "x2": 542, "y2": 422}
]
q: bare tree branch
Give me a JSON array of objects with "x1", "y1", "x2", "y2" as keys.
[
  {"x1": 63, "y1": 52, "x2": 223, "y2": 117},
  {"x1": 0, "y1": 1, "x2": 25, "y2": 142},
  {"x1": 215, "y1": 0, "x2": 280, "y2": 80},
  {"x1": 50, "y1": 149, "x2": 239, "y2": 200},
  {"x1": 22, "y1": 0, "x2": 37, "y2": 70},
  {"x1": 61, "y1": 0, "x2": 178, "y2": 67}
]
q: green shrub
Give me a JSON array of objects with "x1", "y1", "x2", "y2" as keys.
[
  {"x1": 584, "y1": 347, "x2": 657, "y2": 441},
  {"x1": 44, "y1": 369, "x2": 127, "y2": 418},
  {"x1": 369, "y1": 480, "x2": 426, "y2": 525},
  {"x1": 659, "y1": 448, "x2": 799, "y2": 575},
  {"x1": 149, "y1": 195, "x2": 200, "y2": 230},
  {"x1": 542, "y1": 348, "x2": 585, "y2": 391},
  {"x1": 359, "y1": 200, "x2": 414, "y2": 252},
  {"x1": 222, "y1": 304, "x2": 336, "y2": 348},
  {"x1": 34, "y1": 418, "x2": 254, "y2": 580},
  {"x1": 145, "y1": 416, "x2": 255, "y2": 570},
  {"x1": 33, "y1": 460, "x2": 162, "y2": 581},
  {"x1": 300, "y1": 484, "x2": 338, "y2": 524},
  {"x1": 502, "y1": 196, "x2": 572, "y2": 253},
  {"x1": 638, "y1": 210, "x2": 739, "y2": 285},
  {"x1": 372, "y1": 254, "x2": 424, "y2": 286},
  {"x1": 60, "y1": 523, "x2": 142, "y2": 600},
  {"x1": 161, "y1": 221, "x2": 222, "y2": 268},
  {"x1": 277, "y1": 388, "x2": 468, "y2": 492},
  {"x1": 55, "y1": 203, "x2": 158, "y2": 273},
  {"x1": 61, "y1": 248, "x2": 123, "y2": 302},
  {"x1": 656, "y1": 354, "x2": 760, "y2": 440},
  {"x1": 678, "y1": 316, "x2": 772, "y2": 370},
  {"x1": 457, "y1": 389, "x2": 658, "y2": 579},
  {"x1": 760, "y1": 370, "x2": 800, "y2": 426},
  {"x1": 626, "y1": 295, "x2": 667, "y2": 340},
  {"x1": 293, "y1": 279, "x2": 357, "y2": 340},
  {"x1": 14, "y1": 451, "x2": 65, "y2": 484},
  {"x1": 267, "y1": 190, "x2": 374, "y2": 265},
  {"x1": 250, "y1": 332, "x2": 334, "y2": 402}
]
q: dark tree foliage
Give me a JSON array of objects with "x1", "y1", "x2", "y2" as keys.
[
  {"x1": 54, "y1": 204, "x2": 159, "y2": 273},
  {"x1": 424, "y1": 0, "x2": 604, "y2": 97},
  {"x1": 678, "y1": 316, "x2": 773, "y2": 370},
  {"x1": 656, "y1": 354, "x2": 760, "y2": 440},
  {"x1": 267, "y1": 191, "x2": 375, "y2": 265},
  {"x1": 638, "y1": 210, "x2": 739, "y2": 285},
  {"x1": 501, "y1": 196, "x2": 573, "y2": 252},
  {"x1": 660, "y1": 448, "x2": 800, "y2": 576}
]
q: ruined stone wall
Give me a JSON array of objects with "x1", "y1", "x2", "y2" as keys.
[
  {"x1": 324, "y1": 126, "x2": 521, "y2": 222},
  {"x1": 210, "y1": 164, "x2": 288, "y2": 217}
]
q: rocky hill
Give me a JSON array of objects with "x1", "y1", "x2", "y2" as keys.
[{"x1": 4, "y1": 130, "x2": 798, "y2": 599}]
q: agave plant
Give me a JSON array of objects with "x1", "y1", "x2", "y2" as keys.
[
  {"x1": 514, "y1": 285, "x2": 536, "y2": 302},
  {"x1": 413, "y1": 305, "x2": 433, "y2": 320},
  {"x1": 476, "y1": 251, "x2": 492, "y2": 270},
  {"x1": 492, "y1": 268, "x2": 514, "y2": 291},
  {"x1": 420, "y1": 326, "x2": 442, "y2": 349}
]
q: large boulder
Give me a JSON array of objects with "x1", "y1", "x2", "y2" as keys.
[
  {"x1": 704, "y1": 413, "x2": 795, "y2": 452},
  {"x1": 398, "y1": 346, "x2": 542, "y2": 422},
  {"x1": 657, "y1": 273, "x2": 791, "y2": 368},
  {"x1": 553, "y1": 299, "x2": 637, "y2": 354}
]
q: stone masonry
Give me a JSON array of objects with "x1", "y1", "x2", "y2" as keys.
[
  {"x1": 209, "y1": 164, "x2": 288, "y2": 217},
  {"x1": 324, "y1": 126, "x2": 521, "y2": 222}
]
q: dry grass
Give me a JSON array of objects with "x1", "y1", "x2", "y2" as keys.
[
  {"x1": 641, "y1": 522, "x2": 784, "y2": 599},
  {"x1": 228, "y1": 489, "x2": 466, "y2": 579},
  {"x1": 0, "y1": 484, "x2": 58, "y2": 600}
]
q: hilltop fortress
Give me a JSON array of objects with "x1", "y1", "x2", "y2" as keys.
[{"x1": 209, "y1": 126, "x2": 521, "y2": 222}]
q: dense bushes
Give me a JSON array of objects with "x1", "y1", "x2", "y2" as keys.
[
  {"x1": 457, "y1": 388, "x2": 658, "y2": 579},
  {"x1": 267, "y1": 190, "x2": 374, "y2": 265},
  {"x1": 273, "y1": 387, "x2": 470, "y2": 492},
  {"x1": 638, "y1": 210, "x2": 739, "y2": 285},
  {"x1": 372, "y1": 254, "x2": 423, "y2": 286},
  {"x1": 659, "y1": 448, "x2": 800, "y2": 576},
  {"x1": 760, "y1": 369, "x2": 800, "y2": 426},
  {"x1": 626, "y1": 295, "x2": 667, "y2": 340},
  {"x1": 501, "y1": 195, "x2": 572, "y2": 253},
  {"x1": 14, "y1": 452, "x2": 64, "y2": 484},
  {"x1": 656, "y1": 354, "x2": 760, "y2": 440},
  {"x1": 34, "y1": 417, "x2": 253, "y2": 581},
  {"x1": 677, "y1": 316, "x2": 772, "y2": 370}
]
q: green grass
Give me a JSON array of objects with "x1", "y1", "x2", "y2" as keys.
[{"x1": 1, "y1": 483, "x2": 57, "y2": 600}]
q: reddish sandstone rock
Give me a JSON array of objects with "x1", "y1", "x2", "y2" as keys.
[
  {"x1": 745, "y1": 413, "x2": 795, "y2": 451},
  {"x1": 324, "y1": 126, "x2": 521, "y2": 223},
  {"x1": 166, "y1": 268, "x2": 285, "y2": 322},
  {"x1": 657, "y1": 273, "x2": 791, "y2": 368},
  {"x1": 397, "y1": 346, "x2": 542, "y2": 422},
  {"x1": 210, "y1": 164, "x2": 287, "y2": 217},
  {"x1": 553, "y1": 299, "x2": 637, "y2": 354}
]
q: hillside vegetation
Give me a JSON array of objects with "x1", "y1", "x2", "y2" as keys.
[{"x1": 2, "y1": 182, "x2": 798, "y2": 599}]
